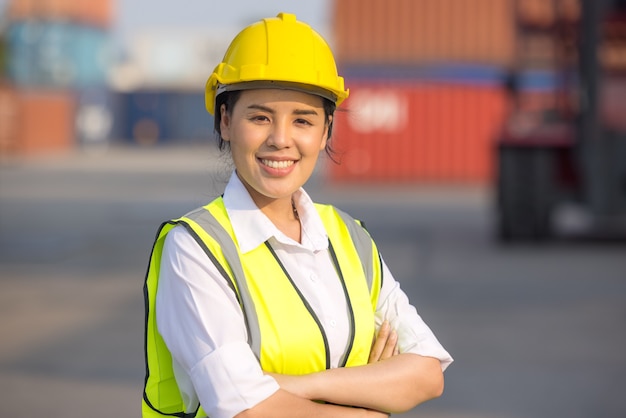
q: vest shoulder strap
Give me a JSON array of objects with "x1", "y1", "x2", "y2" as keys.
[
  {"x1": 181, "y1": 202, "x2": 261, "y2": 355},
  {"x1": 314, "y1": 203, "x2": 383, "y2": 300}
]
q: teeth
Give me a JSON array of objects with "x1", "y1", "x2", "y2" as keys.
[{"x1": 261, "y1": 159, "x2": 294, "y2": 169}]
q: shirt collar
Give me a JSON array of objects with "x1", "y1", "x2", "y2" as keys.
[{"x1": 222, "y1": 172, "x2": 329, "y2": 254}]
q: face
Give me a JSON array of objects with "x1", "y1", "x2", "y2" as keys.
[{"x1": 220, "y1": 88, "x2": 331, "y2": 207}]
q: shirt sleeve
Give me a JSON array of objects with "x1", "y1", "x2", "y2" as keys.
[
  {"x1": 375, "y1": 256, "x2": 454, "y2": 371},
  {"x1": 156, "y1": 225, "x2": 279, "y2": 418}
]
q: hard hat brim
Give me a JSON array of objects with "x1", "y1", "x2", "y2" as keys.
[{"x1": 216, "y1": 81, "x2": 339, "y2": 104}]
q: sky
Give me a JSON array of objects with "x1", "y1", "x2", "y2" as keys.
[
  {"x1": 115, "y1": 0, "x2": 333, "y2": 46},
  {"x1": 114, "y1": 0, "x2": 331, "y2": 36}
]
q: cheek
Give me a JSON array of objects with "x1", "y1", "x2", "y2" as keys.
[
  {"x1": 229, "y1": 127, "x2": 263, "y2": 157},
  {"x1": 229, "y1": 140, "x2": 251, "y2": 162}
]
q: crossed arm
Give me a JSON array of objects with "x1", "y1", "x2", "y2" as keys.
[{"x1": 236, "y1": 321, "x2": 444, "y2": 418}]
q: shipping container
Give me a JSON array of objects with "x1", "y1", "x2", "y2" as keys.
[
  {"x1": 12, "y1": 89, "x2": 76, "y2": 155},
  {"x1": 330, "y1": 80, "x2": 508, "y2": 183},
  {"x1": 165, "y1": 92, "x2": 215, "y2": 143},
  {"x1": 6, "y1": 21, "x2": 111, "y2": 88},
  {"x1": 601, "y1": 75, "x2": 626, "y2": 132},
  {"x1": 74, "y1": 87, "x2": 117, "y2": 148},
  {"x1": 328, "y1": 0, "x2": 582, "y2": 183},
  {"x1": 516, "y1": 0, "x2": 580, "y2": 28},
  {"x1": 116, "y1": 91, "x2": 214, "y2": 145},
  {"x1": 332, "y1": 0, "x2": 516, "y2": 67},
  {"x1": 7, "y1": 0, "x2": 113, "y2": 28},
  {"x1": 120, "y1": 91, "x2": 169, "y2": 146},
  {"x1": 0, "y1": 84, "x2": 19, "y2": 157}
]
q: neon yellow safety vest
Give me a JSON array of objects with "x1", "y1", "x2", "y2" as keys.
[{"x1": 142, "y1": 197, "x2": 383, "y2": 418}]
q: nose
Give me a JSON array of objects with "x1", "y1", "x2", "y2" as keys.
[{"x1": 266, "y1": 118, "x2": 292, "y2": 149}]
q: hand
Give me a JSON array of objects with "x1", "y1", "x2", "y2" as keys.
[{"x1": 368, "y1": 320, "x2": 399, "y2": 363}]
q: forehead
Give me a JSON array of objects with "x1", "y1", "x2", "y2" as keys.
[{"x1": 236, "y1": 88, "x2": 325, "y2": 109}]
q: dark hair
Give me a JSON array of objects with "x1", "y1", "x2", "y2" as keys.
[{"x1": 213, "y1": 90, "x2": 339, "y2": 163}]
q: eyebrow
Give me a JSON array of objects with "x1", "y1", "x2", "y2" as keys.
[{"x1": 247, "y1": 104, "x2": 319, "y2": 116}]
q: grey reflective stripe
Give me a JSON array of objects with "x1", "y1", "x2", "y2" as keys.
[
  {"x1": 333, "y1": 208, "x2": 376, "y2": 292},
  {"x1": 184, "y1": 207, "x2": 263, "y2": 360},
  {"x1": 326, "y1": 240, "x2": 356, "y2": 368}
]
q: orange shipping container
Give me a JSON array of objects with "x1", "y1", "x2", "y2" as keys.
[
  {"x1": 12, "y1": 90, "x2": 76, "y2": 156},
  {"x1": 0, "y1": 84, "x2": 19, "y2": 157},
  {"x1": 332, "y1": 0, "x2": 517, "y2": 66},
  {"x1": 329, "y1": 81, "x2": 508, "y2": 183},
  {"x1": 7, "y1": 0, "x2": 113, "y2": 28},
  {"x1": 516, "y1": 0, "x2": 580, "y2": 28}
]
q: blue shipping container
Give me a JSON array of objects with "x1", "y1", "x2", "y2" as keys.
[
  {"x1": 7, "y1": 21, "x2": 110, "y2": 88},
  {"x1": 74, "y1": 87, "x2": 118, "y2": 147},
  {"x1": 117, "y1": 91, "x2": 214, "y2": 145}
]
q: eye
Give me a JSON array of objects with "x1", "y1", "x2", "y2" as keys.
[
  {"x1": 249, "y1": 114, "x2": 270, "y2": 123},
  {"x1": 294, "y1": 118, "x2": 313, "y2": 126}
]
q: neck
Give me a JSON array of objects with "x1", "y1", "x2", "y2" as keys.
[
  {"x1": 236, "y1": 174, "x2": 302, "y2": 242},
  {"x1": 254, "y1": 196, "x2": 301, "y2": 243}
]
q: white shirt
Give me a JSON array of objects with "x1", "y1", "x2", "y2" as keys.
[{"x1": 156, "y1": 172, "x2": 453, "y2": 418}]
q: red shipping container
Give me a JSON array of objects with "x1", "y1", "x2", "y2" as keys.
[
  {"x1": 332, "y1": 0, "x2": 516, "y2": 66},
  {"x1": 7, "y1": 0, "x2": 113, "y2": 28},
  {"x1": 13, "y1": 90, "x2": 76, "y2": 156},
  {"x1": 516, "y1": 0, "x2": 580, "y2": 28},
  {"x1": 329, "y1": 81, "x2": 508, "y2": 183}
]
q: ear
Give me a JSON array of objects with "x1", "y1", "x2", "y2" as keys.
[
  {"x1": 220, "y1": 104, "x2": 231, "y2": 141},
  {"x1": 320, "y1": 115, "x2": 332, "y2": 150}
]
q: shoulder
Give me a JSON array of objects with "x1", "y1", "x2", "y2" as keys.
[
  {"x1": 162, "y1": 224, "x2": 201, "y2": 254},
  {"x1": 314, "y1": 203, "x2": 366, "y2": 230},
  {"x1": 314, "y1": 202, "x2": 356, "y2": 221}
]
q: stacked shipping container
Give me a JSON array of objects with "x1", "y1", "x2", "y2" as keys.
[
  {"x1": 115, "y1": 91, "x2": 214, "y2": 147},
  {"x1": 329, "y1": 0, "x2": 574, "y2": 183},
  {"x1": 334, "y1": 0, "x2": 515, "y2": 66},
  {"x1": 0, "y1": 0, "x2": 583, "y2": 165},
  {"x1": 6, "y1": 0, "x2": 112, "y2": 27},
  {"x1": 332, "y1": 82, "x2": 507, "y2": 182},
  {"x1": 0, "y1": 0, "x2": 113, "y2": 156},
  {"x1": 6, "y1": 22, "x2": 110, "y2": 88}
]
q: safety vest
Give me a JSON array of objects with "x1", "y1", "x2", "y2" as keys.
[{"x1": 142, "y1": 198, "x2": 383, "y2": 418}]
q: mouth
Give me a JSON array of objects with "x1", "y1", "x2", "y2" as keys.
[{"x1": 260, "y1": 159, "x2": 296, "y2": 169}]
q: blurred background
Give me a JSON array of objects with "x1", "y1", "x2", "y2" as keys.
[{"x1": 0, "y1": 0, "x2": 625, "y2": 417}]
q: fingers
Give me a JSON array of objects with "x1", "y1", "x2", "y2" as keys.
[
  {"x1": 380, "y1": 327, "x2": 397, "y2": 360},
  {"x1": 369, "y1": 320, "x2": 399, "y2": 363},
  {"x1": 369, "y1": 321, "x2": 390, "y2": 363}
]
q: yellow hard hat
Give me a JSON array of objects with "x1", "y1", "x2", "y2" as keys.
[{"x1": 205, "y1": 12, "x2": 349, "y2": 115}]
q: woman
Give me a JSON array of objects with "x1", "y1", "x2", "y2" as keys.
[{"x1": 143, "y1": 12, "x2": 452, "y2": 418}]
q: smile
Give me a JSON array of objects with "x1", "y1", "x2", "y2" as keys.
[{"x1": 260, "y1": 159, "x2": 295, "y2": 169}]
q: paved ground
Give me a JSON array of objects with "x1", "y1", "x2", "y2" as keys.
[{"x1": 1, "y1": 145, "x2": 625, "y2": 418}]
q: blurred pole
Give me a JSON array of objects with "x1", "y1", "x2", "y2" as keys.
[
  {"x1": 579, "y1": 0, "x2": 601, "y2": 142},
  {"x1": 579, "y1": 0, "x2": 607, "y2": 214}
]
